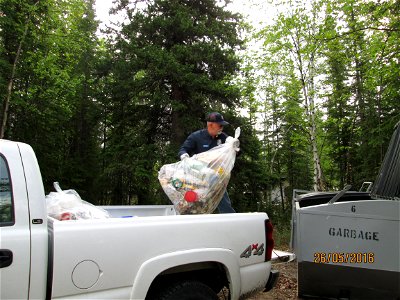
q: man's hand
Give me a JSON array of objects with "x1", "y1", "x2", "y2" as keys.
[{"x1": 180, "y1": 153, "x2": 190, "y2": 160}]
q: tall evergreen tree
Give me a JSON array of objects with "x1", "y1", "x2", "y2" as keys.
[
  {"x1": 60, "y1": 0, "x2": 102, "y2": 201},
  {"x1": 322, "y1": 3, "x2": 353, "y2": 188},
  {"x1": 103, "y1": 0, "x2": 244, "y2": 205},
  {"x1": 322, "y1": 0, "x2": 400, "y2": 188}
]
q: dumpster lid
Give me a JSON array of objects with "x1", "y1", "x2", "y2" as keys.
[{"x1": 371, "y1": 121, "x2": 400, "y2": 200}]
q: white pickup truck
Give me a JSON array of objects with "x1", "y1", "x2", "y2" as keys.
[{"x1": 0, "y1": 139, "x2": 291, "y2": 300}]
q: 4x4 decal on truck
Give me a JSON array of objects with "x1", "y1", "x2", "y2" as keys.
[{"x1": 240, "y1": 243, "x2": 264, "y2": 258}]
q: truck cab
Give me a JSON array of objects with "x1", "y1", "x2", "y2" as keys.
[{"x1": 0, "y1": 140, "x2": 49, "y2": 299}]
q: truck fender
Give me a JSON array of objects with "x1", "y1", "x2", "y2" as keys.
[{"x1": 130, "y1": 248, "x2": 241, "y2": 300}]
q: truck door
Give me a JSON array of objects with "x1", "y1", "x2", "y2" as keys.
[{"x1": 0, "y1": 143, "x2": 31, "y2": 299}]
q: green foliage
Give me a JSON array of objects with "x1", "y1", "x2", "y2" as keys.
[
  {"x1": 0, "y1": 0, "x2": 102, "y2": 199},
  {"x1": 1, "y1": 0, "x2": 398, "y2": 215},
  {"x1": 252, "y1": 0, "x2": 399, "y2": 203},
  {"x1": 320, "y1": 0, "x2": 400, "y2": 189}
]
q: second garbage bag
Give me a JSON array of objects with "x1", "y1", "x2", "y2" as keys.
[{"x1": 158, "y1": 128, "x2": 240, "y2": 214}]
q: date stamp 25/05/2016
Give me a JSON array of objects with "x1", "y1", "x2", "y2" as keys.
[{"x1": 313, "y1": 252, "x2": 375, "y2": 264}]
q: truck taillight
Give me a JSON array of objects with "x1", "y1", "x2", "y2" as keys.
[{"x1": 264, "y1": 219, "x2": 274, "y2": 261}]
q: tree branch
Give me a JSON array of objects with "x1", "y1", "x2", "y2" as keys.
[{"x1": 319, "y1": 26, "x2": 400, "y2": 42}]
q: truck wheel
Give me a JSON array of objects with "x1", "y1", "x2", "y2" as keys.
[{"x1": 156, "y1": 280, "x2": 219, "y2": 300}]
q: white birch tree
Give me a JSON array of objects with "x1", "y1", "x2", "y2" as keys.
[{"x1": 255, "y1": 0, "x2": 327, "y2": 191}]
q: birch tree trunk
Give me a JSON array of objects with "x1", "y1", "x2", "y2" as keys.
[
  {"x1": 0, "y1": 22, "x2": 29, "y2": 139},
  {"x1": 290, "y1": 8, "x2": 326, "y2": 191},
  {"x1": 301, "y1": 72, "x2": 325, "y2": 191},
  {"x1": 308, "y1": 54, "x2": 325, "y2": 192}
]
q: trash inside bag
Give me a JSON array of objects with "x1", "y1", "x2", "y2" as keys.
[
  {"x1": 158, "y1": 127, "x2": 240, "y2": 214},
  {"x1": 46, "y1": 182, "x2": 110, "y2": 220}
]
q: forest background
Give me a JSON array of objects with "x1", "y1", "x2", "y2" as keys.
[{"x1": 0, "y1": 0, "x2": 399, "y2": 230}]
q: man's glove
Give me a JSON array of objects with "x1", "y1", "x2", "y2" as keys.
[{"x1": 180, "y1": 153, "x2": 190, "y2": 160}]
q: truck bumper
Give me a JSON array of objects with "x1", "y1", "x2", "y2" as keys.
[{"x1": 264, "y1": 269, "x2": 279, "y2": 292}]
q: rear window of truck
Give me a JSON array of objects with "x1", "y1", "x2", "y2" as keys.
[{"x1": 0, "y1": 155, "x2": 14, "y2": 226}]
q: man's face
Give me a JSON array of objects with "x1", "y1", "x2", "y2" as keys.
[{"x1": 207, "y1": 122, "x2": 223, "y2": 137}]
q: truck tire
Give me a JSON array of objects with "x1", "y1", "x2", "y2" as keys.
[{"x1": 156, "y1": 280, "x2": 219, "y2": 300}]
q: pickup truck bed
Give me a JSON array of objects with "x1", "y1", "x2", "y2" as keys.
[{"x1": 50, "y1": 212, "x2": 273, "y2": 299}]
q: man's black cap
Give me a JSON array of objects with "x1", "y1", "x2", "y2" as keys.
[{"x1": 206, "y1": 112, "x2": 229, "y2": 126}]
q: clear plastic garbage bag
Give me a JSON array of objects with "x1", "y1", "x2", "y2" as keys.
[
  {"x1": 46, "y1": 182, "x2": 110, "y2": 220},
  {"x1": 159, "y1": 127, "x2": 241, "y2": 214}
]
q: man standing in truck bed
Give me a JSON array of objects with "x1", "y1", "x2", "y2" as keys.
[{"x1": 178, "y1": 112, "x2": 236, "y2": 213}]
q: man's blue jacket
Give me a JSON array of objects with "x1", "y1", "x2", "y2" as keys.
[{"x1": 178, "y1": 129, "x2": 228, "y2": 158}]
